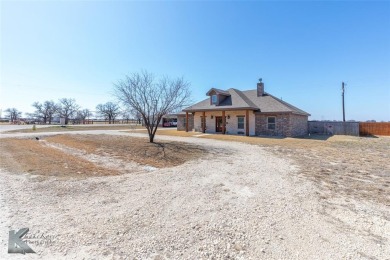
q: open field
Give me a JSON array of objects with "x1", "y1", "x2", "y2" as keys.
[{"x1": 0, "y1": 129, "x2": 389, "y2": 259}]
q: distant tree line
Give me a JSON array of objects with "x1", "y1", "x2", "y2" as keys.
[
  {"x1": 3, "y1": 70, "x2": 192, "y2": 143},
  {"x1": 4, "y1": 108, "x2": 22, "y2": 123},
  {"x1": 3, "y1": 98, "x2": 142, "y2": 125}
]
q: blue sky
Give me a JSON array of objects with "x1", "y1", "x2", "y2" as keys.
[{"x1": 1, "y1": 1, "x2": 389, "y2": 121}]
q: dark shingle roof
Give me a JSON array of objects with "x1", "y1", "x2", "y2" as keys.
[{"x1": 183, "y1": 88, "x2": 310, "y2": 116}]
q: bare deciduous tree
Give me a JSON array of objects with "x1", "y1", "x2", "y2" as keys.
[
  {"x1": 114, "y1": 71, "x2": 191, "y2": 143},
  {"x1": 134, "y1": 111, "x2": 142, "y2": 125},
  {"x1": 121, "y1": 109, "x2": 133, "y2": 124},
  {"x1": 121, "y1": 108, "x2": 142, "y2": 125},
  {"x1": 4, "y1": 108, "x2": 22, "y2": 123},
  {"x1": 96, "y1": 102, "x2": 121, "y2": 124},
  {"x1": 75, "y1": 109, "x2": 93, "y2": 124},
  {"x1": 58, "y1": 98, "x2": 80, "y2": 124},
  {"x1": 32, "y1": 100, "x2": 58, "y2": 124}
]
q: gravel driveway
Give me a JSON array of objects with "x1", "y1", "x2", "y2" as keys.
[{"x1": 0, "y1": 131, "x2": 389, "y2": 259}]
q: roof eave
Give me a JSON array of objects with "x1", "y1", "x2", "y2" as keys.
[
  {"x1": 182, "y1": 107, "x2": 259, "y2": 112},
  {"x1": 254, "y1": 111, "x2": 310, "y2": 116}
]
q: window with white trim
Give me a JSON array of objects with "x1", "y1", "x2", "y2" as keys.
[
  {"x1": 267, "y1": 116, "x2": 276, "y2": 130},
  {"x1": 237, "y1": 116, "x2": 245, "y2": 129}
]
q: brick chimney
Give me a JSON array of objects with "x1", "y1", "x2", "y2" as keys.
[{"x1": 257, "y1": 79, "x2": 264, "y2": 97}]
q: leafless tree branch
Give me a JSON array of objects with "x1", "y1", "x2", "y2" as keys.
[
  {"x1": 114, "y1": 70, "x2": 191, "y2": 142},
  {"x1": 96, "y1": 102, "x2": 121, "y2": 124}
]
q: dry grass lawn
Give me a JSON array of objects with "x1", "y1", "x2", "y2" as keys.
[
  {"x1": 154, "y1": 130, "x2": 390, "y2": 205},
  {"x1": 0, "y1": 138, "x2": 119, "y2": 178},
  {"x1": 2, "y1": 128, "x2": 388, "y2": 205},
  {"x1": 45, "y1": 135, "x2": 207, "y2": 168},
  {"x1": 0, "y1": 135, "x2": 208, "y2": 178},
  {"x1": 3, "y1": 124, "x2": 144, "y2": 133},
  {"x1": 132, "y1": 129, "x2": 200, "y2": 137}
]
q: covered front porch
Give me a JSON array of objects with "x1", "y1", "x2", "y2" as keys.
[{"x1": 184, "y1": 110, "x2": 255, "y2": 136}]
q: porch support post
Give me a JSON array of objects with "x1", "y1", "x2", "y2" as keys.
[
  {"x1": 222, "y1": 110, "x2": 226, "y2": 134},
  {"x1": 246, "y1": 110, "x2": 249, "y2": 136},
  {"x1": 202, "y1": 111, "x2": 206, "y2": 133},
  {"x1": 185, "y1": 112, "x2": 189, "y2": 132}
]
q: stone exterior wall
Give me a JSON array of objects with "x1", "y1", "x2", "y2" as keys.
[
  {"x1": 177, "y1": 114, "x2": 194, "y2": 131},
  {"x1": 179, "y1": 112, "x2": 308, "y2": 137},
  {"x1": 255, "y1": 113, "x2": 308, "y2": 137},
  {"x1": 290, "y1": 114, "x2": 308, "y2": 136},
  {"x1": 255, "y1": 113, "x2": 291, "y2": 136}
]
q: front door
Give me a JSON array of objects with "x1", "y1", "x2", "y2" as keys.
[{"x1": 216, "y1": 116, "x2": 223, "y2": 132}]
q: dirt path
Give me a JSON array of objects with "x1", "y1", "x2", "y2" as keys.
[{"x1": 0, "y1": 131, "x2": 389, "y2": 259}]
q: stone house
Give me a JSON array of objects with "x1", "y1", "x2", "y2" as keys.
[{"x1": 177, "y1": 81, "x2": 310, "y2": 137}]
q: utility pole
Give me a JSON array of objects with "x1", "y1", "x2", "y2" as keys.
[{"x1": 342, "y1": 82, "x2": 346, "y2": 122}]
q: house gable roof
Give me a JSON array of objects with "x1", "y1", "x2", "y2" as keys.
[
  {"x1": 242, "y1": 90, "x2": 310, "y2": 115},
  {"x1": 206, "y1": 88, "x2": 230, "y2": 96},
  {"x1": 183, "y1": 87, "x2": 310, "y2": 116},
  {"x1": 183, "y1": 88, "x2": 258, "y2": 112}
]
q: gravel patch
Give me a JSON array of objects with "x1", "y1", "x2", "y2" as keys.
[{"x1": 0, "y1": 132, "x2": 389, "y2": 259}]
